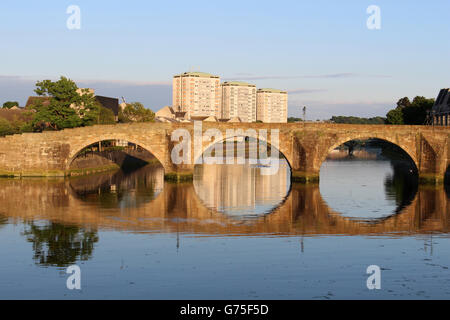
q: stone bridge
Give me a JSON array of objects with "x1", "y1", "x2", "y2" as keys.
[{"x1": 0, "y1": 122, "x2": 449, "y2": 183}]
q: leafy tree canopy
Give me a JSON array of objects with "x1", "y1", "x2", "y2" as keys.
[
  {"x1": 386, "y1": 96, "x2": 434, "y2": 125},
  {"x1": 386, "y1": 108, "x2": 404, "y2": 125},
  {"x1": 396, "y1": 97, "x2": 411, "y2": 109},
  {"x1": 330, "y1": 116, "x2": 386, "y2": 125},
  {"x1": 0, "y1": 117, "x2": 14, "y2": 136},
  {"x1": 30, "y1": 76, "x2": 100, "y2": 131},
  {"x1": 119, "y1": 102, "x2": 155, "y2": 123},
  {"x1": 97, "y1": 105, "x2": 116, "y2": 124},
  {"x1": 287, "y1": 117, "x2": 304, "y2": 123}
]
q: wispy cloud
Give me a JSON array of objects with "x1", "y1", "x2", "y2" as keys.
[
  {"x1": 0, "y1": 75, "x2": 36, "y2": 82},
  {"x1": 77, "y1": 79, "x2": 171, "y2": 87},
  {"x1": 234, "y1": 73, "x2": 255, "y2": 76},
  {"x1": 288, "y1": 88, "x2": 328, "y2": 95},
  {"x1": 224, "y1": 73, "x2": 391, "y2": 81}
]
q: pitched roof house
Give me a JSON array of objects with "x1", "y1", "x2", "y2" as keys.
[{"x1": 431, "y1": 88, "x2": 450, "y2": 126}]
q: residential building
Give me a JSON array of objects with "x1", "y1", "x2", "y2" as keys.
[
  {"x1": 431, "y1": 88, "x2": 450, "y2": 126},
  {"x1": 95, "y1": 96, "x2": 119, "y2": 120},
  {"x1": 256, "y1": 88, "x2": 288, "y2": 123},
  {"x1": 221, "y1": 81, "x2": 256, "y2": 122},
  {"x1": 0, "y1": 108, "x2": 34, "y2": 123},
  {"x1": 173, "y1": 72, "x2": 221, "y2": 119},
  {"x1": 25, "y1": 96, "x2": 52, "y2": 108}
]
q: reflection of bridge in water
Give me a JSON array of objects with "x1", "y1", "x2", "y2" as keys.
[{"x1": 0, "y1": 170, "x2": 449, "y2": 237}]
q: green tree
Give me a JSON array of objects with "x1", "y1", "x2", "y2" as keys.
[
  {"x1": 74, "y1": 101, "x2": 116, "y2": 126},
  {"x1": 9, "y1": 115, "x2": 26, "y2": 134},
  {"x1": 119, "y1": 102, "x2": 155, "y2": 123},
  {"x1": 344, "y1": 140, "x2": 361, "y2": 155},
  {"x1": 30, "y1": 76, "x2": 99, "y2": 131},
  {"x1": 0, "y1": 118, "x2": 14, "y2": 136},
  {"x1": 288, "y1": 117, "x2": 303, "y2": 123},
  {"x1": 402, "y1": 96, "x2": 434, "y2": 125},
  {"x1": 385, "y1": 96, "x2": 435, "y2": 125},
  {"x1": 386, "y1": 108, "x2": 404, "y2": 125},
  {"x1": 330, "y1": 116, "x2": 386, "y2": 124},
  {"x1": 396, "y1": 97, "x2": 411, "y2": 109},
  {"x1": 97, "y1": 105, "x2": 116, "y2": 124},
  {"x1": 2, "y1": 101, "x2": 19, "y2": 109}
]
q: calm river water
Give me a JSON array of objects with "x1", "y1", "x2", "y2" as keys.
[{"x1": 1, "y1": 154, "x2": 450, "y2": 299}]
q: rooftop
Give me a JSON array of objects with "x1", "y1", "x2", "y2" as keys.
[
  {"x1": 25, "y1": 96, "x2": 52, "y2": 108},
  {"x1": 222, "y1": 81, "x2": 256, "y2": 87},
  {"x1": 432, "y1": 88, "x2": 450, "y2": 113},
  {"x1": 0, "y1": 108, "x2": 34, "y2": 122},
  {"x1": 257, "y1": 88, "x2": 288, "y2": 94},
  {"x1": 174, "y1": 71, "x2": 219, "y2": 79}
]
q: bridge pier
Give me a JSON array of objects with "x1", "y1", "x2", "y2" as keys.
[
  {"x1": 164, "y1": 170, "x2": 194, "y2": 182},
  {"x1": 163, "y1": 162, "x2": 195, "y2": 182},
  {"x1": 291, "y1": 172, "x2": 447, "y2": 185},
  {"x1": 418, "y1": 173, "x2": 445, "y2": 185},
  {"x1": 291, "y1": 171, "x2": 320, "y2": 184}
]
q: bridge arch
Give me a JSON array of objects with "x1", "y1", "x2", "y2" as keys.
[
  {"x1": 317, "y1": 134, "x2": 420, "y2": 173},
  {"x1": 195, "y1": 131, "x2": 292, "y2": 171},
  {"x1": 66, "y1": 137, "x2": 168, "y2": 173},
  {"x1": 192, "y1": 131, "x2": 292, "y2": 221}
]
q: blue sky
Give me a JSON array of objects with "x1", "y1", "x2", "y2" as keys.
[{"x1": 0, "y1": 0, "x2": 449, "y2": 119}]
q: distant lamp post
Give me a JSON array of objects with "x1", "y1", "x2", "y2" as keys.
[{"x1": 303, "y1": 106, "x2": 307, "y2": 125}]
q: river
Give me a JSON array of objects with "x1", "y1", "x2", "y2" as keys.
[{"x1": 0, "y1": 152, "x2": 449, "y2": 299}]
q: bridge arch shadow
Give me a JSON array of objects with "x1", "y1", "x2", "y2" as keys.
[
  {"x1": 319, "y1": 136, "x2": 420, "y2": 173},
  {"x1": 66, "y1": 138, "x2": 167, "y2": 174},
  {"x1": 444, "y1": 165, "x2": 450, "y2": 186}
]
